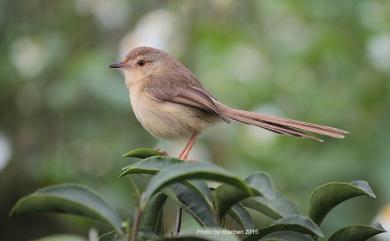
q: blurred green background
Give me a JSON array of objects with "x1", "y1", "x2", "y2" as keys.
[{"x1": 1, "y1": 0, "x2": 390, "y2": 240}]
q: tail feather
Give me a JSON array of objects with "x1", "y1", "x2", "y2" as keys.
[{"x1": 218, "y1": 103, "x2": 347, "y2": 142}]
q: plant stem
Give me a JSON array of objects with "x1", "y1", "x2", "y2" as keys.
[
  {"x1": 174, "y1": 133, "x2": 197, "y2": 235},
  {"x1": 175, "y1": 206, "x2": 183, "y2": 235},
  {"x1": 130, "y1": 208, "x2": 142, "y2": 241},
  {"x1": 128, "y1": 176, "x2": 141, "y2": 199}
]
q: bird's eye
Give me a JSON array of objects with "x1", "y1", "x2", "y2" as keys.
[{"x1": 137, "y1": 60, "x2": 145, "y2": 66}]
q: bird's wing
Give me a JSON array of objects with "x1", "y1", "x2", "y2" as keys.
[{"x1": 144, "y1": 74, "x2": 229, "y2": 122}]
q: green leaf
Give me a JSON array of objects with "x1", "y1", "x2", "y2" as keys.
[
  {"x1": 187, "y1": 180, "x2": 213, "y2": 205},
  {"x1": 155, "y1": 238, "x2": 213, "y2": 241},
  {"x1": 214, "y1": 172, "x2": 274, "y2": 220},
  {"x1": 243, "y1": 215, "x2": 323, "y2": 241},
  {"x1": 228, "y1": 203, "x2": 255, "y2": 230},
  {"x1": 140, "y1": 162, "x2": 252, "y2": 210},
  {"x1": 242, "y1": 192, "x2": 299, "y2": 219},
  {"x1": 138, "y1": 231, "x2": 160, "y2": 241},
  {"x1": 270, "y1": 215, "x2": 323, "y2": 237},
  {"x1": 327, "y1": 224, "x2": 385, "y2": 241},
  {"x1": 155, "y1": 228, "x2": 240, "y2": 241},
  {"x1": 34, "y1": 234, "x2": 87, "y2": 241},
  {"x1": 260, "y1": 231, "x2": 315, "y2": 241},
  {"x1": 121, "y1": 157, "x2": 213, "y2": 211},
  {"x1": 174, "y1": 179, "x2": 214, "y2": 215},
  {"x1": 10, "y1": 184, "x2": 123, "y2": 233},
  {"x1": 122, "y1": 148, "x2": 167, "y2": 159},
  {"x1": 140, "y1": 192, "x2": 167, "y2": 234},
  {"x1": 127, "y1": 175, "x2": 143, "y2": 200},
  {"x1": 308, "y1": 181, "x2": 375, "y2": 225},
  {"x1": 98, "y1": 231, "x2": 120, "y2": 241},
  {"x1": 169, "y1": 182, "x2": 218, "y2": 227},
  {"x1": 245, "y1": 172, "x2": 275, "y2": 198},
  {"x1": 120, "y1": 156, "x2": 182, "y2": 176},
  {"x1": 98, "y1": 229, "x2": 158, "y2": 241}
]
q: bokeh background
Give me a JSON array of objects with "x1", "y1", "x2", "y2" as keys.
[{"x1": 1, "y1": 1, "x2": 390, "y2": 240}]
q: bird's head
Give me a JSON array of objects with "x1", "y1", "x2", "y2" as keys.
[{"x1": 109, "y1": 46, "x2": 170, "y2": 86}]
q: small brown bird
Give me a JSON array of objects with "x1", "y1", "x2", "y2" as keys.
[{"x1": 110, "y1": 46, "x2": 347, "y2": 160}]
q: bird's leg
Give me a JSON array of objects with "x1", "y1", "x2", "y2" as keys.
[{"x1": 178, "y1": 132, "x2": 199, "y2": 160}]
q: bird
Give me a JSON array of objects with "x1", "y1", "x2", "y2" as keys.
[{"x1": 109, "y1": 46, "x2": 348, "y2": 160}]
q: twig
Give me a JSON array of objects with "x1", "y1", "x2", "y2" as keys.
[
  {"x1": 130, "y1": 208, "x2": 142, "y2": 241},
  {"x1": 175, "y1": 206, "x2": 183, "y2": 235}
]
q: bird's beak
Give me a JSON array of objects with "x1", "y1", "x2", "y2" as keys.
[{"x1": 109, "y1": 61, "x2": 124, "y2": 68}]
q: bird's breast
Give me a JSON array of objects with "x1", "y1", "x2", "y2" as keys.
[{"x1": 128, "y1": 86, "x2": 218, "y2": 140}]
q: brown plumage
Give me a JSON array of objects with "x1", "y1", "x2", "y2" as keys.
[{"x1": 110, "y1": 46, "x2": 348, "y2": 159}]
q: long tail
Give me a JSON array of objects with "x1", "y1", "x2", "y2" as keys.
[{"x1": 217, "y1": 103, "x2": 348, "y2": 142}]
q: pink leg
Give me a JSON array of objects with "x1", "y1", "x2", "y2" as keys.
[{"x1": 178, "y1": 132, "x2": 199, "y2": 160}]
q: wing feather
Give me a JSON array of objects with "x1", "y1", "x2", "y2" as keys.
[{"x1": 144, "y1": 74, "x2": 229, "y2": 122}]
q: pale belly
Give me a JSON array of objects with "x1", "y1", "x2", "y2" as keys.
[{"x1": 129, "y1": 90, "x2": 218, "y2": 140}]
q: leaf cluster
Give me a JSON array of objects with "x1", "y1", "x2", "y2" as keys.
[{"x1": 10, "y1": 148, "x2": 385, "y2": 241}]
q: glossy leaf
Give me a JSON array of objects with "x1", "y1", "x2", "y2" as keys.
[
  {"x1": 139, "y1": 162, "x2": 252, "y2": 210},
  {"x1": 260, "y1": 231, "x2": 315, "y2": 241},
  {"x1": 214, "y1": 172, "x2": 275, "y2": 220},
  {"x1": 120, "y1": 156, "x2": 182, "y2": 176},
  {"x1": 187, "y1": 180, "x2": 213, "y2": 204},
  {"x1": 140, "y1": 192, "x2": 167, "y2": 234},
  {"x1": 121, "y1": 157, "x2": 213, "y2": 210},
  {"x1": 154, "y1": 237, "x2": 237, "y2": 241},
  {"x1": 122, "y1": 148, "x2": 167, "y2": 159},
  {"x1": 155, "y1": 228, "x2": 240, "y2": 241},
  {"x1": 245, "y1": 172, "x2": 275, "y2": 199},
  {"x1": 34, "y1": 234, "x2": 87, "y2": 241},
  {"x1": 242, "y1": 192, "x2": 299, "y2": 219},
  {"x1": 10, "y1": 184, "x2": 123, "y2": 233},
  {"x1": 168, "y1": 183, "x2": 218, "y2": 227},
  {"x1": 101, "y1": 230, "x2": 158, "y2": 241},
  {"x1": 243, "y1": 215, "x2": 323, "y2": 241},
  {"x1": 308, "y1": 181, "x2": 375, "y2": 225},
  {"x1": 138, "y1": 231, "x2": 160, "y2": 241},
  {"x1": 228, "y1": 203, "x2": 255, "y2": 230},
  {"x1": 327, "y1": 224, "x2": 385, "y2": 241},
  {"x1": 98, "y1": 231, "x2": 120, "y2": 241},
  {"x1": 173, "y1": 179, "x2": 214, "y2": 211},
  {"x1": 155, "y1": 238, "x2": 213, "y2": 241}
]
